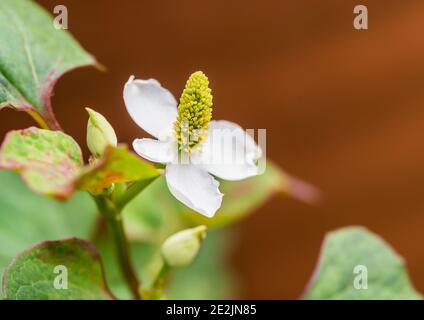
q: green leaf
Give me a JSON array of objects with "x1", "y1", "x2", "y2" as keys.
[
  {"x1": 303, "y1": 226, "x2": 422, "y2": 300},
  {"x1": 94, "y1": 236, "x2": 162, "y2": 300},
  {"x1": 122, "y1": 177, "x2": 185, "y2": 242},
  {"x1": 0, "y1": 127, "x2": 83, "y2": 199},
  {"x1": 77, "y1": 145, "x2": 160, "y2": 196},
  {"x1": 0, "y1": 170, "x2": 97, "y2": 298},
  {"x1": 122, "y1": 162, "x2": 304, "y2": 241},
  {"x1": 182, "y1": 162, "x2": 291, "y2": 228},
  {"x1": 0, "y1": 0, "x2": 96, "y2": 129},
  {"x1": 3, "y1": 238, "x2": 115, "y2": 300},
  {"x1": 95, "y1": 229, "x2": 236, "y2": 300}
]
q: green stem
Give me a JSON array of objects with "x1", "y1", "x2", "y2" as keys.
[
  {"x1": 93, "y1": 195, "x2": 141, "y2": 299},
  {"x1": 115, "y1": 176, "x2": 158, "y2": 210},
  {"x1": 142, "y1": 263, "x2": 170, "y2": 300},
  {"x1": 153, "y1": 263, "x2": 170, "y2": 290}
]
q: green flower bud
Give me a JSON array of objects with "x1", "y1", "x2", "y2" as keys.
[
  {"x1": 161, "y1": 225, "x2": 207, "y2": 267},
  {"x1": 86, "y1": 107, "x2": 117, "y2": 158}
]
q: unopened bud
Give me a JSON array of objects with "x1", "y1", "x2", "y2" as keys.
[
  {"x1": 161, "y1": 225, "x2": 207, "y2": 267},
  {"x1": 86, "y1": 108, "x2": 117, "y2": 158}
]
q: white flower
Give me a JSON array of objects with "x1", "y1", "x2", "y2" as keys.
[{"x1": 123, "y1": 71, "x2": 262, "y2": 217}]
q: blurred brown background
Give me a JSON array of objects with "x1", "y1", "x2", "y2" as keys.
[{"x1": 1, "y1": 0, "x2": 424, "y2": 298}]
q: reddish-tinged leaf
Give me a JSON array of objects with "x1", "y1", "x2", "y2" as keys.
[
  {"x1": 0, "y1": 0, "x2": 97, "y2": 129},
  {"x1": 77, "y1": 145, "x2": 161, "y2": 195},
  {"x1": 0, "y1": 127, "x2": 83, "y2": 199}
]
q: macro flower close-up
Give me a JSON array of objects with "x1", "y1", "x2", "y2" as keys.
[
  {"x1": 1, "y1": 0, "x2": 424, "y2": 315},
  {"x1": 124, "y1": 71, "x2": 262, "y2": 217}
]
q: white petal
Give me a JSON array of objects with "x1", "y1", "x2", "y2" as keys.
[
  {"x1": 165, "y1": 164, "x2": 223, "y2": 218},
  {"x1": 124, "y1": 76, "x2": 178, "y2": 140},
  {"x1": 133, "y1": 138, "x2": 177, "y2": 163},
  {"x1": 192, "y1": 120, "x2": 262, "y2": 181}
]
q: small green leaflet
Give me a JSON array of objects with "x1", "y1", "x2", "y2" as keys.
[{"x1": 78, "y1": 145, "x2": 160, "y2": 196}]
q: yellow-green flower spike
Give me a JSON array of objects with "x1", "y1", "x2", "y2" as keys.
[{"x1": 174, "y1": 71, "x2": 213, "y2": 152}]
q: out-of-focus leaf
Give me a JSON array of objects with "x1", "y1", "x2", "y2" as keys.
[
  {"x1": 182, "y1": 162, "x2": 289, "y2": 228},
  {"x1": 122, "y1": 177, "x2": 185, "y2": 243},
  {"x1": 0, "y1": 0, "x2": 96, "y2": 129},
  {"x1": 77, "y1": 145, "x2": 160, "y2": 196},
  {"x1": 303, "y1": 226, "x2": 422, "y2": 300},
  {"x1": 3, "y1": 238, "x2": 115, "y2": 300},
  {"x1": 95, "y1": 235, "x2": 162, "y2": 300},
  {"x1": 0, "y1": 170, "x2": 97, "y2": 298},
  {"x1": 96, "y1": 228, "x2": 236, "y2": 300},
  {"x1": 123, "y1": 162, "x2": 301, "y2": 240},
  {"x1": 0, "y1": 127, "x2": 83, "y2": 199}
]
